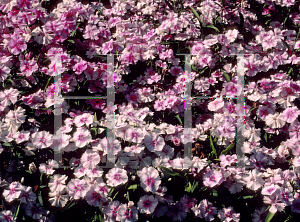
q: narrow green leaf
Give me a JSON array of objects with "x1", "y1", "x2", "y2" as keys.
[
  {"x1": 190, "y1": 7, "x2": 202, "y2": 27},
  {"x1": 38, "y1": 191, "x2": 43, "y2": 206},
  {"x1": 265, "y1": 211, "x2": 276, "y2": 222},
  {"x1": 175, "y1": 114, "x2": 182, "y2": 125},
  {"x1": 221, "y1": 143, "x2": 235, "y2": 155},
  {"x1": 94, "y1": 112, "x2": 97, "y2": 122},
  {"x1": 13, "y1": 202, "x2": 21, "y2": 219},
  {"x1": 212, "y1": 189, "x2": 218, "y2": 197},
  {"x1": 223, "y1": 73, "x2": 231, "y2": 82},
  {"x1": 160, "y1": 166, "x2": 184, "y2": 178},
  {"x1": 243, "y1": 195, "x2": 254, "y2": 199},
  {"x1": 62, "y1": 200, "x2": 75, "y2": 212},
  {"x1": 128, "y1": 184, "x2": 138, "y2": 190},
  {"x1": 67, "y1": 39, "x2": 75, "y2": 44},
  {"x1": 204, "y1": 25, "x2": 220, "y2": 32},
  {"x1": 210, "y1": 134, "x2": 217, "y2": 158},
  {"x1": 112, "y1": 191, "x2": 119, "y2": 200}
]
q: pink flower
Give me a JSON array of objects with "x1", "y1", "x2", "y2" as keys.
[
  {"x1": 125, "y1": 127, "x2": 145, "y2": 143},
  {"x1": 2, "y1": 181, "x2": 23, "y2": 202},
  {"x1": 222, "y1": 82, "x2": 243, "y2": 98},
  {"x1": 48, "y1": 174, "x2": 68, "y2": 192},
  {"x1": 289, "y1": 120, "x2": 300, "y2": 139},
  {"x1": 72, "y1": 127, "x2": 92, "y2": 148},
  {"x1": 207, "y1": 97, "x2": 224, "y2": 111},
  {"x1": 73, "y1": 60, "x2": 87, "y2": 75},
  {"x1": 48, "y1": 188, "x2": 69, "y2": 208},
  {"x1": 74, "y1": 113, "x2": 93, "y2": 128},
  {"x1": 144, "y1": 132, "x2": 165, "y2": 152},
  {"x1": 281, "y1": 106, "x2": 300, "y2": 123},
  {"x1": 31, "y1": 131, "x2": 53, "y2": 149},
  {"x1": 20, "y1": 59, "x2": 38, "y2": 77},
  {"x1": 80, "y1": 149, "x2": 100, "y2": 169},
  {"x1": 203, "y1": 169, "x2": 224, "y2": 188},
  {"x1": 170, "y1": 66, "x2": 183, "y2": 76},
  {"x1": 106, "y1": 168, "x2": 128, "y2": 187},
  {"x1": 8, "y1": 35, "x2": 27, "y2": 55},
  {"x1": 0, "y1": 210, "x2": 15, "y2": 222},
  {"x1": 137, "y1": 195, "x2": 158, "y2": 214},
  {"x1": 39, "y1": 159, "x2": 58, "y2": 175},
  {"x1": 243, "y1": 169, "x2": 264, "y2": 191},
  {"x1": 116, "y1": 202, "x2": 138, "y2": 222},
  {"x1": 0, "y1": 88, "x2": 19, "y2": 106},
  {"x1": 83, "y1": 25, "x2": 100, "y2": 40},
  {"x1": 265, "y1": 113, "x2": 285, "y2": 129},
  {"x1": 191, "y1": 199, "x2": 217, "y2": 221},
  {"x1": 67, "y1": 179, "x2": 89, "y2": 200},
  {"x1": 137, "y1": 167, "x2": 161, "y2": 193},
  {"x1": 217, "y1": 207, "x2": 240, "y2": 222},
  {"x1": 85, "y1": 184, "x2": 105, "y2": 207},
  {"x1": 0, "y1": 64, "x2": 10, "y2": 82}
]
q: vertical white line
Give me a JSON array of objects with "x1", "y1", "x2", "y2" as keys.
[
  {"x1": 184, "y1": 55, "x2": 192, "y2": 168},
  {"x1": 236, "y1": 54, "x2": 245, "y2": 168},
  {"x1": 53, "y1": 53, "x2": 63, "y2": 168},
  {"x1": 106, "y1": 54, "x2": 115, "y2": 166}
]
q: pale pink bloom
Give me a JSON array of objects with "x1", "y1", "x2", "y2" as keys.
[
  {"x1": 219, "y1": 154, "x2": 237, "y2": 168},
  {"x1": 85, "y1": 184, "x2": 105, "y2": 207},
  {"x1": 48, "y1": 174, "x2": 68, "y2": 192},
  {"x1": 0, "y1": 210, "x2": 15, "y2": 222},
  {"x1": 19, "y1": 186, "x2": 36, "y2": 206},
  {"x1": 2, "y1": 181, "x2": 23, "y2": 202},
  {"x1": 85, "y1": 166, "x2": 103, "y2": 178},
  {"x1": 244, "y1": 127, "x2": 261, "y2": 142},
  {"x1": 144, "y1": 132, "x2": 165, "y2": 152},
  {"x1": 281, "y1": 107, "x2": 300, "y2": 123},
  {"x1": 72, "y1": 127, "x2": 92, "y2": 148},
  {"x1": 74, "y1": 113, "x2": 93, "y2": 127},
  {"x1": 0, "y1": 88, "x2": 19, "y2": 106},
  {"x1": 105, "y1": 200, "x2": 120, "y2": 220},
  {"x1": 208, "y1": 97, "x2": 224, "y2": 111},
  {"x1": 80, "y1": 149, "x2": 101, "y2": 169},
  {"x1": 191, "y1": 199, "x2": 217, "y2": 221},
  {"x1": 217, "y1": 207, "x2": 240, "y2": 222},
  {"x1": 14, "y1": 130, "x2": 30, "y2": 143},
  {"x1": 125, "y1": 127, "x2": 145, "y2": 143},
  {"x1": 39, "y1": 159, "x2": 58, "y2": 175},
  {"x1": 289, "y1": 120, "x2": 300, "y2": 139},
  {"x1": 83, "y1": 25, "x2": 100, "y2": 40},
  {"x1": 50, "y1": 133, "x2": 71, "y2": 151},
  {"x1": 263, "y1": 194, "x2": 286, "y2": 214},
  {"x1": 138, "y1": 167, "x2": 161, "y2": 193},
  {"x1": 106, "y1": 168, "x2": 128, "y2": 187},
  {"x1": 67, "y1": 179, "x2": 90, "y2": 200},
  {"x1": 0, "y1": 64, "x2": 10, "y2": 82},
  {"x1": 137, "y1": 195, "x2": 158, "y2": 214},
  {"x1": 243, "y1": 169, "x2": 264, "y2": 191},
  {"x1": 73, "y1": 60, "x2": 88, "y2": 75},
  {"x1": 170, "y1": 66, "x2": 183, "y2": 76},
  {"x1": 116, "y1": 202, "x2": 139, "y2": 222},
  {"x1": 73, "y1": 166, "x2": 87, "y2": 178},
  {"x1": 293, "y1": 156, "x2": 300, "y2": 167},
  {"x1": 8, "y1": 35, "x2": 27, "y2": 55},
  {"x1": 222, "y1": 82, "x2": 243, "y2": 97},
  {"x1": 31, "y1": 131, "x2": 53, "y2": 149},
  {"x1": 261, "y1": 184, "x2": 280, "y2": 196},
  {"x1": 265, "y1": 113, "x2": 285, "y2": 128},
  {"x1": 48, "y1": 188, "x2": 69, "y2": 208},
  {"x1": 203, "y1": 169, "x2": 224, "y2": 188}
]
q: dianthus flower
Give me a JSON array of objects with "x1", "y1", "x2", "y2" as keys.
[{"x1": 106, "y1": 168, "x2": 128, "y2": 187}]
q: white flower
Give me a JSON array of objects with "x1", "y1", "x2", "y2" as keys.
[
  {"x1": 67, "y1": 179, "x2": 89, "y2": 200},
  {"x1": 72, "y1": 127, "x2": 92, "y2": 148},
  {"x1": 138, "y1": 167, "x2": 161, "y2": 193},
  {"x1": 208, "y1": 97, "x2": 224, "y2": 111},
  {"x1": 48, "y1": 188, "x2": 69, "y2": 208},
  {"x1": 244, "y1": 127, "x2": 261, "y2": 142},
  {"x1": 137, "y1": 195, "x2": 158, "y2": 214},
  {"x1": 39, "y1": 159, "x2": 58, "y2": 175},
  {"x1": 144, "y1": 132, "x2": 165, "y2": 152},
  {"x1": 48, "y1": 174, "x2": 68, "y2": 192},
  {"x1": 265, "y1": 113, "x2": 285, "y2": 129},
  {"x1": 74, "y1": 113, "x2": 94, "y2": 127},
  {"x1": 2, "y1": 181, "x2": 23, "y2": 202},
  {"x1": 243, "y1": 169, "x2": 264, "y2": 191},
  {"x1": 80, "y1": 149, "x2": 100, "y2": 169},
  {"x1": 106, "y1": 168, "x2": 128, "y2": 187}
]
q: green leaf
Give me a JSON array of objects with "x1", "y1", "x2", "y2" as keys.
[
  {"x1": 223, "y1": 73, "x2": 231, "y2": 82},
  {"x1": 38, "y1": 191, "x2": 43, "y2": 207},
  {"x1": 128, "y1": 184, "x2": 138, "y2": 190},
  {"x1": 94, "y1": 112, "x2": 97, "y2": 122},
  {"x1": 25, "y1": 170, "x2": 33, "y2": 174},
  {"x1": 190, "y1": 7, "x2": 202, "y2": 27},
  {"x1": 2, "y1": 142, "x2": 12, "y2": 146},
  {"x1": 204, "y1": 25, "x2": 220, "y2": 32},
  {"x1": 39, "y1": 185, "x2": 47, "y2": 188},
  {"x1": 265, "y1": 211, "x2": 276, "y2": 222},
  {"x1": 62, "y1": 200, "x2": 75, "y2": 212},
  {"x1": 210, "y1": 134, "x2": 217, "y2": 158},
  {"x1": 160, "y1": 166, "x2": 185, "y2": 178},
  {"x1": 67, "y1": 39, "x2": 75, "y2": 44},
  {"x1": 264, "y1": 133, "x2": 267, "y2": 142},
  {"x1": 175, "y1": 114, "x2": 183, "y2": 125},
  {"x1": 212, "y1": 189, "x2": 218, "y2": 197},
  {"x1": 221, "y1": 143, "x2": 234, "y2": 155},
  {"x1": 13, "y1": 202, "x2": 21, "y2": 219},
  {"x1": 112, "y1": 191, "x2": 119, "y2": 200},
  {"x1": 243, "y1": 195, "x2": 254, "y2": 199}
]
